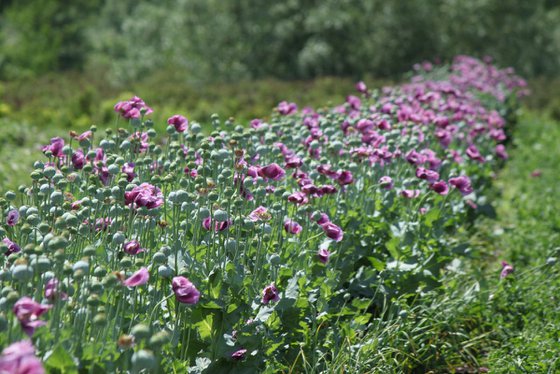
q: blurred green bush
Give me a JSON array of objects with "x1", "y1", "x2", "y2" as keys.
[{"x1": 1, "y1": 0, "x2": 559, "y2": 83}]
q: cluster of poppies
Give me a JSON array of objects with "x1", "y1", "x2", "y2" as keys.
[{"x1": 0, "y1": 56, "x2": 525, "y2": 372}]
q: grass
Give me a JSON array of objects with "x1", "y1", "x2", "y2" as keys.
[{"x1": 352, "y1": 110, "x2": 560, "y2": 373}]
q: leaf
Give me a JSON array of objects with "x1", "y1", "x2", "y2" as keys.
[
  {"x1": 255, "y1": 305, "x2": 275, "y2": 323},
  {"x1": 44, "y1": 345, "x2": 78, "y2": 372},
  {"x1": 367, "y1": 256, "x2": 386, "y2": 271},
  {"x1": 386, "y1": 237, "x2": 401, "y2": 259}
]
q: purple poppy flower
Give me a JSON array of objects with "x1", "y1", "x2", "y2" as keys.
[
  {"x1": 405, "y1": 150, "x2": 426, "y2": 165},
  {"x1": 356, "y1": 81, "x2": 367, "y2": 94},
  {"x1": 71, "y1": 149, "x2": 85, "y2": 170},
  {"x1": 401, "y1": 189, "x2": 421, "y2": 199},
  {"x1": 337, "y1": 171, "x2": 354, "y2": 186},
  {"x1": 250, "y1": 119, "x2": 263, "y2": 129},
  {"x1": 231, "y1": 349, "x2": 247, "y2": 361},
  {"x1": 495, "y1": 144, "x2": 508, "y2": 160},
  {"x1": 172, "y1": 276, "x2": 200, "y2": 304},
  {"x1": 315, "y1": 213, "x2": 330, "y2": 225},
  {"x1": 415, "y1": 167, "x2": 439, "y2": 183},
  {"x1": 122, "y1": 267, "x2": 149, "y2": 287},
  {"x1": 346, "y1": 95, "x2": 361, "y2": 110},
  {"x1": 75, "y1": 130, "x2": 92, "y2": 142},
  {"x1": 284, "y1": 219, "x2": 302, "y2": 235},
  {"x1": 261, "y1": 284, "x2": 280, "y2": 304},
  {"x1": 122, "y1": 163, "x2": 136, "y2": 182},
  {"x1": 0, "y1": 340, "x2": 45, "y2": 374},
  {"x1": 379, "y1": 176, "x2": 394, "y2": 190},
  {"x1": 167, "y1": 115, "x2": 188, "y2": 133},
  {"x1": 258, "y1": 163, "x2": 286, "y2": 181},
  {"x1": 277, "y1": 101, "x2": 298, "y2": 115},
  {"x1": 449, "y1": 176, "x2": 474, "y2": 195},
  {"x1": 248, "y1": 206, "x2": 271, "y2": 222},
  {"x1": 124, "y1": 183, "x2": 164, "y2": 209},
  {"x1": 466, "y1": 144, "x2": 485, "y2": 163},
  {"x1": 288, "y1": 191, "x2": 309, "y2": 205},
  {"x1": 430, "y1": 180, "x2": 449, "y2": 195},
  {"x1": 41, "y1": 137, "x2": 65, "y2": 158},
  {"x1": 123, "y1": 240, "x2": 145, "y2": 255},
  {"x1": 114, "y1": 96, "x2": 153, "y2": 119},
  {"x1": 500, "y1": 261, "x2": 514, "y2": 279},
  {"x1": 44, "y1": 278, "x2": 68, "y2": 301},
  {"x1": 2, "y1": 238, "x2": 20, "y2": 255},
  {"x1": 12, "y1": 297, "x2": 52, "y2": 336},
  {"x1": 320, "y1": 185, "x2": 338, "y2": 195},
  {"x1": 128, "y1": 132, "x2": 150, "y2": 153},
  {"x1": 6, "y1": 209, "x2": 19, "y2": 226},
  {"x1": 317, "y1": 248, "x2": 331, "y2": 264},
  {"x1": 202, "y1": 217, "x2": 232, "y2": 232},
  {"x1": 321, "y1": 222, "x2": 344, "y2": 242}
]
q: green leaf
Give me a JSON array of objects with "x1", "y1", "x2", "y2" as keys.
[
  {"x1": 386, "y1": 237, "x2": 401, "y2": 259},
  {"x1": 44, "y1": 344, "x2": 78, "y2": 372},
  {"x1": 367, "y1": 256, "x2": 385, "y2": 271}
]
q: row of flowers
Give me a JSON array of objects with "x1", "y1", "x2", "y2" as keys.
[{"x1": 0, "y1": 56, "x2": 525, "y2": 372}]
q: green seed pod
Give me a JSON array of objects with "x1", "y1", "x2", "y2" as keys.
[
  {"x1": 131, "y1": 323, "x2": 151, "y2": 340},
  {"x1": 93, "y1": 313, "x2": 107, "y2": 326},
  {"x1": 6, "y1": 291, "x2": 20, "y2": 304},
  {"x1": 83, "y1": 246, "x2": 97, "y2": 257},
  {"x1": 213, "y1": 209, "x2": 228, "y2": 222},
  {"x1": 93, "y1": 266, "x2": 107, "y2": 278},
  {"x1": 152, "y1": 252, "x2": 166, "y2": 264},
  {"x1": 148, "y1": 330, "x2": 170, "y2": 348},
  {"x1": 132, "y1": 349, "x2": 156, "y2": 372},
  {"x1": 12, "y1": 265, "x2": 33, "y2": 281}
]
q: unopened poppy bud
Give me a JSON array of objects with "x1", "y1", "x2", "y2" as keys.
[
  {"x1": 132, "y1": 349, "x2": 156, "y2": 371},
  {"x1": 131, "y1": 324, "x2": 151, "y2": 340}
]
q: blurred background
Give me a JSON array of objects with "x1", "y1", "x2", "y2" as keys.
[{"x1": 0, "y1": 0, "x2": 559, "y2": 187}]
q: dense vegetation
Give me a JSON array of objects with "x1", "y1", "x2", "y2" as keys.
[
  {"x1": 1, "y1": 0, "x2": 559, "y2": 83},
  {"x1": 0, "y1": 56, "x2": 528, "y2": 372}
]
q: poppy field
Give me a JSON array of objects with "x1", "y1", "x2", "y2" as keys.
[{"x1": 0, "y1": 56, "x2": 530, "y2": 373}]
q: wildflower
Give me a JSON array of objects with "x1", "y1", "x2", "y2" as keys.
[
  {"x1": 44, "y1": 278, "x2": 68, "y2": 301},
  {"x1": 261, "y1": 284, "x2": 280, "y2": 304},
  {"x1": 284, "y1": 219, "x2": 302, "y2": 235},
  {"x1": 258, "y1": 163, "x2": 286, "y2": 181},
  {"x1": 401, "y1": 189, "x2": 421, "y2": 199},
  {"x1": 202, "y1": 217, "x2": 232, "y2": 232},
  {"x1": 315, "y1": 213, "x2": 330, "y2": 225},
  {"x1": 495, "y1": 144, "x2": 508, "y2": 160},
  {"x1": 124, "y1": 183, "x2": 164, "y2": 209},
  {"x1": 122, "y1": 163, "x2": 136, "y2": 182},
  {"x1": 500, "y1": 261, "x2": 514, "y2": 279},
  {"x1": 277, "y1": 101, "x2": 297, "y2": 115},
  {"x1": 172, "y1": 276, "x2": 200, "y2": 304},
  {"x1": 356, "y1": 81, "x2": 367, "y2": 94},
  {"x1": 41, "y1": 137, "x2": 65, "y2": 158},
  {"x1": 123, "y1": 240, "x2": 145, "y2": 255},
  {"x1": 167, "y1": 115, "x2": 188, "y2": 133},
  {"x1": 12, "y1": 297, "x2": 52, "y2": 336},
  {"x1": 2, "y1": 238, "x2": 20, "y2": 255},
  {"x1": 128, "y1": 132, "x2": 150, "y2": 153},
  {"x1": 379, "y1": 176, "x2": 394, "y2": 190},
  {"x1": 449, "y1": 176, "x2": 474, "y2": 195},
  {"x1": 231, "y1": 349, "x2": 247, "y2": 361},
  {"x1": 6, "y1": 209, "x2": 19, "y2": 226},
  {"x1": 288, "y1": 192, "x2": 309, "y2": 205},
  {"x1": 416, "y1": 167, "x2": 439, "y2": 183},
  {"x1": 0, "y1": 340, "x2": 45, "y2": 374},
  {"x1": 317, "y1": 248, "x2": 331, "y2": 264},
  {"x1": 321, "y1": 222, "x2": 344, "y2": 242},
  {"x1": 337, "y1": 171, "x2": 354, "y2": 186},
  {"x1": 430, "y1": 180, "x2": 449, "y2": 195},
  {"x1": 114, "y1": 96, "x2": 153, "y2": 119},
  {"x1": 248, "y1": 206, "x2": 271, "y2": 222},
  {"x1": 466, "y1": 144, "x2": 485, "y2": 163},
  {"x1": 71, "y1": 149, "x2": 85, "y2": 170},
  {"x1": 405, "y1": 150, "x2": 426, "y2": 165},
  {"x1": 123, "y1": 268, "x2": 150, "y2": 287}
]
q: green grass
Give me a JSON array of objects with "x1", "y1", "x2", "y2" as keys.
[{"x1": 355, "y1": 110, "x2": 560, "y2": 373}]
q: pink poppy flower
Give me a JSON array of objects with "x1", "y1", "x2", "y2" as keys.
[
  {"x1": 261, "y1": 284, "x2": 280, "y2": 304},
  {"x1": 321, "y1": 222, "x2": 344, "y2": 242},
  {"x1": 284, "y1": 219, "x2": 302, "y2": 235},
  {"x1": 0, "y1": 340, "x2": 45, "y2": 374},
  {"x1": 172, "y1": 276, "x2": 200, "y2": 304},
  {"x1": 122, "y1": 268, "x2": 149, "y2": 287},
  {"x1": 167, "y1": 115, "x2": 188, "y2": 133},
  {"x1": 12, "y1": 297, "x2": 52, "y2": 336}
]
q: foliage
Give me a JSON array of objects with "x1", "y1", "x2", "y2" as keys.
[
  {"x1": 0, "y1": 57, "x2": 525, "y2": 372},
  {"x1": 1, "y1": 1, "x2": 559, "y2": 81}
]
